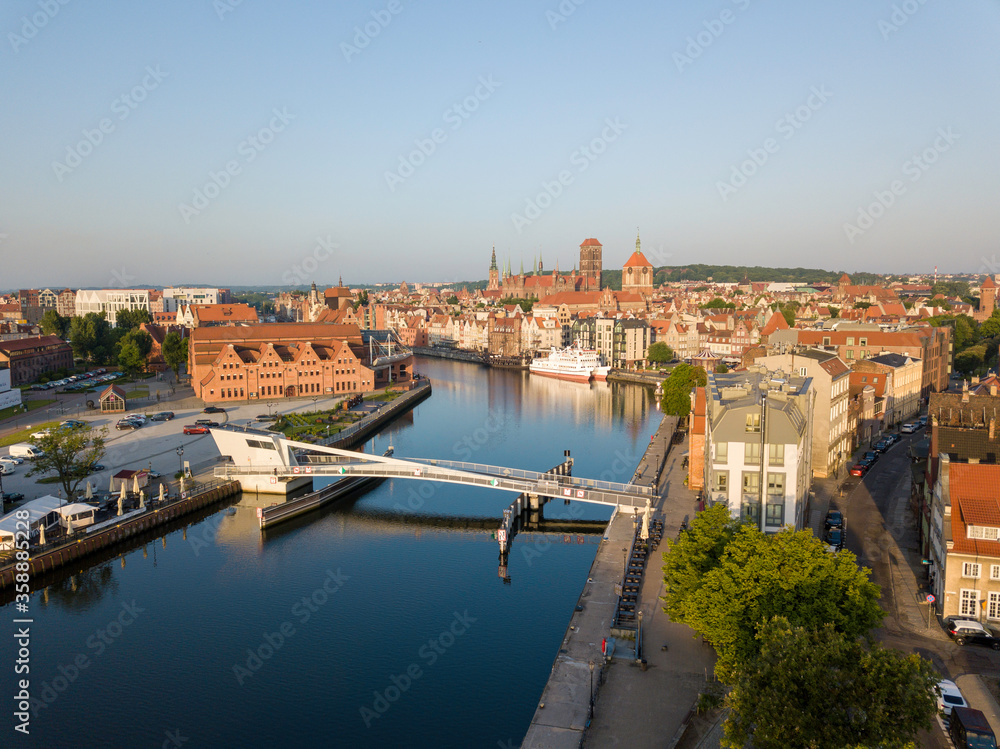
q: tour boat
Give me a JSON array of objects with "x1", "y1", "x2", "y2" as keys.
[{"x1": 529, "y1": 345, "x2": 609, "y2": 383}]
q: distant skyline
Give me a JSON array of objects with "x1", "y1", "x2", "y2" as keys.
[{"x1": 2, "y1": 1, "x2": 999, "y2": 287}]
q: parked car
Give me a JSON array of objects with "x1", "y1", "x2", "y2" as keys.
[
  {"x1": 59, "y1": 420, "x2": 86, "y2": 430},
  {"x1": 950, "y1": 706, "x2": 997, "y2": 749},
  {"x1": 147, "y1": 470, "x2": 162, "y2": 479},
  {"x1": 0, "y1": 464, "x2": 13, "y2": 475},
  {"x1": 863, "y1": 451, "x2": 879, "y2": 463},
  {"x1": 857, "y1": 457, "x2": 874, "y2": 470},
  {"x1": 918, "y1": 415, "x2": 928, "y2": 427},
  {"x1": 149, "y1": 411, "x2": 175, "y2": 421},
  {"x1": 849, "y1": 463, "x2": 867, "y2": 477},
  {"x1": 183, "y1": 425, "x2": 209, "y2": 435},
  {"x1": 824, "y1": 527, "x2": 845, "y2": 552},
  {"x1": 116, "y1": 419, "x2": 139, "y2": 431},
  {"x1": 885, "y1": 432, "x2": 901, "y2": 444},
  {"x1": 937, "y1": 679, "x2": 968, "y2": 717},
  {"x1": 947, "y1": 619, "x2": 1000, "y2": 649},
  {"x1": 194, "y1": 419, "x2": 219, "y2": 427},
  {"x1": 202, "y1": 406, "x2": 226, "y2": 414},
  {"x1": 30, "y1": 429, "x2": 51, "y2": 439},
  {"x1": 874, "y1": 439, "x2": 891, "y2": 452},
  {"x1": 825, "y1": 510, "x2": 843, "y2": 529},
  {"x1": 9, "y1": 443, "x2": 44, "y2": 459},
  {"x1": 1, "y1": 491, "x2": 25, "y2": 505},
  {"x1": 0, "y1": 456, "x2": 24, "y2": 466},
  {"x1": 901, "y1": 422, "x2": 918, "y2": 434},
  {"x1": 126, "y1": 414, "x2": 148, "y2": 424},
  {"x1": 254, "y1": 414, "x2": 274, "y2": 421}
]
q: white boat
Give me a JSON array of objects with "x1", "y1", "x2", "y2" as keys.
[{"x1": 529, "y1": 345, "x2": 609, "y2": 383}]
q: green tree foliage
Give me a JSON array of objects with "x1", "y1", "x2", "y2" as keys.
[
  {"x1": 233, "y1": 292, "x2": 275, "y2": 315},
  {"x1": 116, "y1": 329, "x2": 153, "y2": 375},
  {"x1": 852, "y1": 301, "x2": 872, "y2": 309},
  {"x1": 954, "y1": 314, "x2": 979, "y2": 350},
  {"x1": 955, "y1": 345, "x2": 986, "y2": 375},
  {"x1": 39, "y1": 309, "x2": 69, "y2": 338},
  {"x1": 700, "y1": 298, "x2": 733, "y2": 310},
  {"x1": 161, "y1": 331, "x2": 187, "y2": 377},
  {"x1": 446, "y1": 295, "x2": 459, "y2": 305},
  {"x1": 499, "y1": 297, "x2": 534, "y2": 313},
  {"x1": 646, "y1": 342, "x2": 673, "y2": 364},
  {"x1": 723, "y1": 619, "x2": 938, "y2": 749},
  {"x1": 68, "y1": 312, "x2": 114, "y2": 364},
  {"x1": 981, "y1": 309, "x2": 1000, "y2": 339},
  {"x1": 27, "y1": 425, "x2": 108, "y2": 501},
  {"x1": 114, "y1": 307, "x2": 152, "y2": 331},
  {"x1": 714, "y1": 363, "x2": 729, "y2": 374},
  {"x1": 662, "y1": 504, "x2": 740, "y2": 623},
  {"x1": 932, "y1": 280, "x2": 970, "y2": 300},
  {"x1": 829, "y1": 307, "x2": 840, "y2": 318},
  {"x1": 659, "y1": 363, "x2": 707, "y2": 418},
  {"x1": 682, "y1": 525, "x2": 884, "y2": 680}
]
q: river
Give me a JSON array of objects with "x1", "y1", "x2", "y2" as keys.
[{"x1": 2, "y1": 357, "x2": 659, "y2": 748}]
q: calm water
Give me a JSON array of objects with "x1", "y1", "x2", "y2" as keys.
[{"x1": 2, "y1": 358, "x2": 657, "y2": 748}]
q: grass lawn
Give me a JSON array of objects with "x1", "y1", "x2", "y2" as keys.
[
  {"x1": 0, "y1": 399, "x2": 57, "y2": 421},
  {"x1": 0, "y1": 420, "x2": 61, "y2": 448},
  {"x1": 365, "y1": 392, "x2": 401, "y2": 402},
  {"x1": 125, "y1": 385, "x2": 150, "y2": 398}
]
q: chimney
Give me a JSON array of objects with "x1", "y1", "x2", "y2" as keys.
[
  {"x1": 991, "y1": 417, "x2": 996, "y2": 441},
  {"x1": 991, "y1": 382, "x2": 998, "y2": 397}
]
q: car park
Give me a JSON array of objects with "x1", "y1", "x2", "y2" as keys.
[
  {"x1": 947, "y1": 619, "x2": 1000, "y2": 649},
  {"x1": 825, "y1": 510, "x2": 843, "y2": 529},
  {"x1": 183, "y1": 425, "x2": 209, "y2": 435},
  {"x1": 936, "y1": 679, "x2": 968, "y2": 717},
  {"x1": 202, "y1": 406, "x2": 225, "y2": 414},
  {"x1": 849, "y1": 463, "x2": 867, "y2": 477}
]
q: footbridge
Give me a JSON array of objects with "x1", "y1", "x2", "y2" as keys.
[{"x1": 211, "y1": 426, "x2": 653, "y2": 510}]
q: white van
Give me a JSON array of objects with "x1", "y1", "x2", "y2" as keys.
[{"x1": 9, "y1": 443, "x2": 44, "y2": 459}]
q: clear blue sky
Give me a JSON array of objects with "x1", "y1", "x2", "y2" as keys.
[{"x1": 2, "y1": 0, "x2": 998, "y2": 288}]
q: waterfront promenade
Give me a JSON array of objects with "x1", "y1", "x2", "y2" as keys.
[{"x1": 523, "y1": 415, "x2": 716, "y2": 748}]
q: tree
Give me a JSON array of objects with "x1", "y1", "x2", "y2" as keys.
[
  {"x1": 27, "y1": 426, "x2": 108, "y2": 501},
  {"x1": 780, "y1": 306, "x2": 796, "y2": 327},
  {"x1": 116, "y1": 329, "x2": 153, "y2": 375},
  {"x1": 981, "y1": 309, "x2": 1000, "y2": 339},
  {"x1": 714, "y1": 363, "x2": 729, "y2": 374},
  {"x1": 955, "y1": 345, "x2": 986, "y2": 375},
  {"x1": 68, "y1": 312, "x2": 114, "y2": 364},
  {"x1": 659, "y1": 363, "x2": 708, "y2": 419},
  {"x1": 684, "y1": 525, "x2": 884, "y2": 680},
  {"x1": 700, "y1": 298, "x2": 733, "y2": 310},
  {"x1": 647, "y1": 342, "x2": 674, "y2": 364},
  {"x1": 853, "y1": 301, "x2": 872, "y2": 310},
  {"x1": 446, "y1": 295, "x2": 459, "y2": 305},
  {"x1": 723, "y1": 619, "x2": 938, "y2": 749},
  {"x1": 161, "y1": 331, "x2": 187, "y2": 378},
  {"x1": 662, "y1": 504, "x2": 740, "y2": 623},
  {"x1": 114, "y1": 308, "x2": 152, "y2": 331},
  {"x1": 39, "y1": 309, "x2": 68, "y2": 338}
]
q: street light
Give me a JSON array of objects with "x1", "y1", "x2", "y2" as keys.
[
  {"x1": 589, "y1": 660, "x2": 595, "y2": 719},
  {"x1": 175, "y1": 446, "x2": 184, "y2": 477}
]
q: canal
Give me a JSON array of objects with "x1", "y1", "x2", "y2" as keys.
[{"x1": 2, "y1": 357, "x2": 659, "y2": 748}]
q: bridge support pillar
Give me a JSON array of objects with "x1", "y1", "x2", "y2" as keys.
[{"x1": 527, "y1": 493, "x2": 544, "y2": 523}]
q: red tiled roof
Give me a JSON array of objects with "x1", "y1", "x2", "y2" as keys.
[
  {"x1": 580, "y1": 238, "x2": 602, "y2": 247},
  {"x1": 951, "y1": 464, "x2": 1000, "y2": 556},
  {"x1": 983, "y1": 276, "x2": 997, "y2": 290},
  {"x1": 622, "y1": 250, "x2": 653, "y2": 269}
]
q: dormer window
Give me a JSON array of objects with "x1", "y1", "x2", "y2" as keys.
[{"x1": 968, "y1": 525, "x2": 1000, "y2": 541}]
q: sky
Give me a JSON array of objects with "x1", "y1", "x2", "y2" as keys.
[{"x1": 1, "y1": 0, "x2": 999, "y2": 289}]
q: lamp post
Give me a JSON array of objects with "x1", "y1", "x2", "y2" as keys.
[{"x1": 175, "y1": 446, "x2": 184, "y2": 477}]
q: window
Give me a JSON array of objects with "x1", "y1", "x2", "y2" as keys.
[
  {"x1": 968, "y1": 526, "x2": 1000, "y2": 541},
  {"x1": 742, "y1": 472, "x2": 760, "y2": 494},
  {"x1": 846, "y1": 337, "x2": 854, "y2": 346},
  {"x1": 746, "y1": 414, "x2": 760, "y2": 433},
  {"x1": 715, "y1": 442, "x2": 728, "y2": 463},
  {"x1": 822, "y1": 337, "x2": 831, "y2": 346},
  {"x1": 713, "y1": 472, "x2": 728, "y2": 493},
  {"x1": 765, "y1": 503, "x2": 784, "y2": 526},
  {"x1": 744, "y1": 442, "x2": 760, "y2": 464},
  {"x1": 990, "y1": 592, "x2": 1000, "y2": 621},
  {"x1": 768, "y1": 443, "x2": 784, "y2": 466},
  {"x1": 992, "y1": 565, "x2": 1000, "y2": 581},
  {"x1": 799, "y1": 367, "x2": 807, "y2": 377},
  {"x1": 960, "y1": 589, "x2": 980, "y2": 617},
  {"x1": 741, "y1": 501, "x2": 760, "y2": 525},
  {"x1": 859, "y1": 337, "x2": 867, "y2": 346},
  {"x1": 963, "y1": 562, "x2": 982, "y2": 579},
  {"x1": 767, "y1": 473, "x2": 784, "y2": 497}
]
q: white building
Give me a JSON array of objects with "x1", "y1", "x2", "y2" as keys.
[
  {"x1": 162, "y1": 287, "x2": 226, "y2": 313},
  {"x1": 703, "y1": 368, "x2": 815, "y2": 531},
  {"x1": 0, "y1": 366, "x2": 21, "y2": 411},
  {"x1": 75, "y1": 289, "x2": 151, "y2": 326}
]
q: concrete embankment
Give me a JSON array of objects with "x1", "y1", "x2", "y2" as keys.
[
  {"x1": 607, "y1": 369, "x2": 667, "y2": 386},
  {"x1": 412, "y1": 346, "x2": 485, "y2": 365},
  {"x1": 323, "y1": 378, "x2": 432, "y2": 449},
  {"x1": 522, "y1": 415, "x2": 679, "y2": 748}
]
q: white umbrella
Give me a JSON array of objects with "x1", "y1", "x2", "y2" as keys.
[
  {"x1": 85, "y1": 482, "x2": 93, "y2": 500},
  {"x1": 39, "y1": 524, "x2": 46, "y2": 545},
  {"x1": 139, "y1": 490, "x2": 145, "y2": 510},
  {"x1": 117, "y1": 495, "x2": 123, "y2": 516},
  {"x1": 132, "y1": 475, "x2": 140, "y2": 494},
  {"x1": 158, "y1": 483, "x2": 166, "y2": 503},
  {"x1": 109, "y1": 474, "x2": 115, "y2": 492},
  {"x1": 640, "y1": 498, "x2": 651, "y2": 541},
  {"x1": 179, "y1": 475, "x2": 185, "y2": 495},
  {"x1": 66, "y1": 517, "x2": 74, "y2": 536}
]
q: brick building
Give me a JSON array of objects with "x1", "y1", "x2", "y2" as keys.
[{"x1": 0, "y1": 335, "x2": 74, "y2": 385}]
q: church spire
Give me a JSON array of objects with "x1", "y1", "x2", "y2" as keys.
[
  {"x1": 635, "y1": 228, "x2": 642, "y2": 255},
  {"x1": 490, "y1": 245, "x2": 497, "y2": 271},
  {"x1": 339, "y1": 274, "x2": 343, "y2": 287},
  {"x1": 538, "y1": 252, "x2": 543, "y2": 274}
]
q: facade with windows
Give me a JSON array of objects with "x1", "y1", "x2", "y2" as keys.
[
  {"x1": 702, "y1": 368, "x2": 815, "y2": 532},
  {"x1": 75, "y1": 289, "x2": 151, "y2": 326},
  {"x1": 931, "y1": 459, "x2": 1000, "y2": 621}
]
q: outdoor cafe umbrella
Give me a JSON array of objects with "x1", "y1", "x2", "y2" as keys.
[
  {"x1": 139, "y1": 489, "x2": 145, "y2": 510},
  {"x1": 118, "y1": 484, "x2": 126, "y2": 516},
  {"x1": 109, "y1": 474, "x2": 115, "y2": 492},
  {"x1": 158, "y1": 483, "x2": 165, "y2": 503},
  {"x1": 132, "y1": 475, "x2": 141, "y2": 494},
  {"x1": 85, "y1": 482, "x2": 93, "y2": 500},
  {"x1": 38, "y1": 524, "x2": 46, "y2": 546},
  {"x1": 640, "y1": 498, "x2": 651, "y2": 542}
]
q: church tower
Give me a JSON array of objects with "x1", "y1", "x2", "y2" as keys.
[
  {"x1": 978, "y1": 275, "x2": 997, "y2": 321},
  {"x1": 488, "y1": 245, "x2": 500, "y2": 291},
  {"x1": 622, "y1": 230, "x2": 653, "y2": 297},
  {"x1": 579, "y1": 238, "x2": 603, "y2": 290}
]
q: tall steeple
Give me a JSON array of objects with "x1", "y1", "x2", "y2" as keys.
[
  {"x1": 488, "y1": 244, "x2": 500, "y2": 291},
  {"x1": 490, "y1": 245, "x2": 497, "y2": 271},
  {"x1": 538, "y1": 252, "x2": 543, "y2": 274},
  {"x1": 520, "y1": 258, "x2": 524, "y2": 277},
  {"x1": 635, "y1": 228, "x2": 642, "y2": 255}
]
